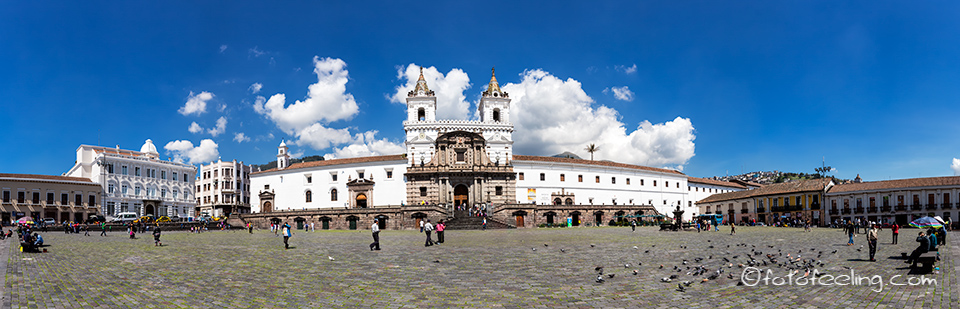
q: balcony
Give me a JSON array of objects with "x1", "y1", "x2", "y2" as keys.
[
  {"x1": 740, "y1": 208, "x2": 750, "y2": 214},
  {"x1": 880, "y1": 206, "x2": 891, "y2": 212},
  {"x1": 841, "y1": 208, "x2": 851, "y2": 214},
  {"x1": 756, "y1": 207, "x2": 766, "y2": 213},
  {"x1": 829, "y1": 209, "x2": 840, "y2": 215},
  {"x1": 942, "y1": 203, "x2": 954, "y2": 209},
  {"x1": 910, "y1": 204, "x2": 923, "y2": 211},
  {"x1": 854, "y1": 207, "x2": 864, "y2": 214},
  {"x1": 895, "y1": 205, "x2": 907, "y2": 211},
  {"x1": 867, "y1": 206, "x2": 878, "y2": 213},
  {"x1": 810, "y1": 203, "x2": 821, "y2": 210},
  {"x1": 926, "y1": 204, "x2": 938, "y2": 210}
]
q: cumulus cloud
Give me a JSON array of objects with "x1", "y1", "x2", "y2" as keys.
[
  {"x1": 163, "y1": 139, "x2": 219, "y2": 164},
  {"x1": 502, "y1": 69, "x2": 695, "y2": 169},
  {"x1": 324, "y1": 131, "x2": 405, "y2": 159},
  {"x1": 294, "y1": 123, "x2": 353, "y2": 150},
  {"x1": 952, "y1": 158, "x2": 960, "y2": 176},
  {"x1": 188, "y1": 122, "x2": 203, "y2": 134},
  {"x1": 604, "y1": 86, "x2": 634, "y2": 101},
  {"x1": 207, "y1": 116, "x2": 227, "y2": 137},
  {"x1": 389, "y1": 64, "x2": 472, "y2": 120},
  {"x1": 233, "y1": 132, "x2": 250, "y2": 143},
  {"x1": 256, "y1": 57, "x2": 359, "y2": 135},
  {"x1": 616, "y1": 64, "x2": 638, "y2": 74},
  {"x1": 178, "y1": 91, "x2": 214, "y2": 116},
  {"x1": 249, "y1": 83, "x2": 262, "y2": 94},
  {"x1": 252, "y1": 96, "x2": 266, "y2": 114}
]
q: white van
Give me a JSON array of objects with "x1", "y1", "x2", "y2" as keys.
[{"x1": 112, "y1": 212, "x2": 138, "y2": 222}]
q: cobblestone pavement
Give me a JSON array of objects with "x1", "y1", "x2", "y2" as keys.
[{"x1": 2, "y1": 226, "x2": 957, "y2": 308}]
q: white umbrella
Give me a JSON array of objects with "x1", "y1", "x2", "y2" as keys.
[{"x1": 933, "y1": 216, "x2": 945, "y2": 224}]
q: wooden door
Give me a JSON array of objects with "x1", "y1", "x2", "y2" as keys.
[{"x1": 516, "y1": 215, "x2": 524, "y2": 227}]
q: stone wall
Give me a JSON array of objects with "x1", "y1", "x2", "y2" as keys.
[
  {"x1": 493, "y1": 204, "x2": 663, "y2": 228},
  {"x1": 240, "y1": 205, "x2": 448, "y2": 231}
]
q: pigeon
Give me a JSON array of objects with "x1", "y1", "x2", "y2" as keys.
[
  {"x1": 831, "y1": 250, "x2": 838, "y2": 254},
  {"x1": 661, "y1": 277, "x2": 672, "y2": 282},
  {"x1": 532, "y1": 248, "x2": 536, "y2": 251},
  {"x1": 637, "y1": 262, "x2": 642, "y2": 266},
  {"x1": 607, "y1": 274, "x2": 616, "y2": 279},
  {"x1": 669, "y1": 274, "x2": 679, "y2": 279},
  {"x1": 590, "y1": 244, "x2": 596, "y2": 248},
  {"x1": 682, "y1": 280, "x2": 693, "y2": 287},
  {"x1": 597, "y1": 275, "x2": 605, "y2": 283},
  {"x1": 544, "y1": 244, "x2": 549, "y2": 247},
  {"x1": 652, "y1": 245, "x2": 656, "y2": 247},
  {"x1": 595, "y1": 266, "x2": 604, "y2": 273},
  {"x1": 645, "y1": 250, "x2": 650, "y2": 254},
  {"x1": 659, "y1": 264, "x2": 664, "y2": 269},
  {"x1": 633, "y1": 270, "x2": 639, "y2": 275},
  {"x1": 560, "y1": 249, "x2": 566, "y2": 253},
  {"x1": 677, "y1": 283, "x2": 685, "y2": 292},
  {"x1": 624, "y1": 264, "x2": 630, "y2": 268},
  {"x1": 328, "y1": 256, "x2": 335, "y2": 261},
  {"x1": 633, "y1": 246, "x2": 639, "y2": 249},
  {"x1": 433, "y1": 259, "x2": 441, "y2": 263}
]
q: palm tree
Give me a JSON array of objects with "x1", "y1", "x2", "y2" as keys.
[{"x1": 584, "y1": 144, "x2": 599, "y2": 161}]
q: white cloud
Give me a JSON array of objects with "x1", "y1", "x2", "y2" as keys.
[
  {"x1": 249, "y1": 46, "x2": 266, "y2": 57},
  {"x1": 294, "y1": 123, "x2": 353, "y2": 150},
  {"x1": 390, "y1": 64, "x2": 472, "y2": 120},
  {"x1": 163, "y1": 139, "x2": 219, "y2": 164},
  {"x1": 249, "y1": 83, "x2": 262, "y2": 94},
  {"x1": 324, "y1": 131, "x2": 405, "y2": 159},
  {"x1": 178, "y1": 91, "x2": 214, "y2": 116},
  {"x1": 188, "y1": 122, "x2": 203, "y2": 134},
  {"x1": 502, "y1": 69, "x2": 695, "y2": 169},
  {"x1": 233, "y1": 132, "x2": 250, "y2": 143},
  {"x1": 607, "y1": 86, "x2": 634, "y2": 101},
  {"x1": 219, "y1": 45, "x2": 228, "y2": 53},
  {"x1": 252, "y1": 96, "x2": 266, "y2": 114},
  {"x1": 217, "y1": 104, "x2": 227, "y2": 112},
  {"x1": 207, "y1": 116, "x2": 227, "y2": 137},
  {"x1": 616, "y1": 64, "x2": 638, "y2": 74},
  {"x1": 952, "y1": 158, "x2": 960, "y2": 176},
  {"x1": 256, "y1": 57, "x2": 359, "y2": 135}
]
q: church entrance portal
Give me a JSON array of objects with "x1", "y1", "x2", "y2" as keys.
[
  {"x1": 356, "y1": 194, "x2": 367, "y2": 208},
  {"x1": 454, "y1": 185, "x2": 469, "y2": 207},
  {"x1": 145, "y1": 204, "x2": 155, "y2": 216}
]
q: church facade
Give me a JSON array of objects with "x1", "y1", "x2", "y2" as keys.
[{"x1": 246, "y1": 68, "x2": 746, "y2": 229}]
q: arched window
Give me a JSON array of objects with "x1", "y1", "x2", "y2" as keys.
[
  {"x1": 418, "y1": 108, "x2": 426, "y2": 121},
  {"x1": 493, "y1": 108, "x2": 501, "y2": 122},
  {"x1": 305, "y1": 190, "x2": 312, "y2": 203},
  {"x1": 331, "y1": 189, "x2": 338, "y2": 201}
]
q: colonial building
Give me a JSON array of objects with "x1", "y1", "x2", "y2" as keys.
[
  {"x1": 196, "y1": 159, "x2": 254, "y2": 217},
  {"x1": 697, "y1": 178, "x2": 834, "y2": 225},
  {"x1": 825, "y1": 176, "x2": 960, "y2": 226},
  {"x1": 0, "y1": 173, "x2": 101, "y2": 224},
  {"x1": 247, "y1": 68, "x2": 745, "y2": 229},
  {"x1": 64, "y1": 140, "x2": 196, "y2": 219}
]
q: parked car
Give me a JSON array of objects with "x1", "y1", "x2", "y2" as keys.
[
  {"x1": 42, "y1": 218, "x2": 57, "y2": 226},
  {"x1": 134, "y1": 215, "x2": 156, "y2": 224},
  {"x1": 155, "y1": 216, "x2": 171, "y2": 223},
  {"x1": 85, "y1": 215, "x2": 106, "y2": 224},
  {"x1": 112, "y1": 212, "x2": 138, "y2": 223},
  {"x1": 169, "y1": 215, "x2": 181, "y2": 222}
]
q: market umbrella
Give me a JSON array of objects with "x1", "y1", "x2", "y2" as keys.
[
  {"x1": 933, "y1": 216, "x2": 945, "y2": 224},
  {"x1": 909, "y1": 216, "x2": 943, "y2": 229},
  {"x1": 15, "y1": 216, "x2": 35, "y2": 225}
]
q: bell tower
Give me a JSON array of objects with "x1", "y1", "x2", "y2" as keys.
[
  {"x1": 404, "y1": 67, "x2": 439, "y2": 165},
  {"x1": 277, "y1": 140, "x2": 291, "y2": 170},
  {"x1": 477, "y1": 67, "x2": 514, "y2": 163},
  {"x1": 406, "y1": 67, "x2": 437, "y2": 122}
]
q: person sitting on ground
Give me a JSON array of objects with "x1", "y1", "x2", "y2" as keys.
[
  {"x1": 906, "y1": 231, "x2": 930, "y2": 267},
  {"x1": 33, "y1": 233, "x2": 43, "y2": 246}
]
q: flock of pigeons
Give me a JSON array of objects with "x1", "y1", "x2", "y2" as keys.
[{"x1": 536, "y1": 238, "x2": 844, "y2": 292}]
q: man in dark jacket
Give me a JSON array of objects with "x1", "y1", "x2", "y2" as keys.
[{"x1": 905, "y1": 231, "x2": 930, "y2": 268}]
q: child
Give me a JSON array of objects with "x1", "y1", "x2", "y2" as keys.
[{"x1": 153, "y1": 226, "x2": 162, "y2": 246}]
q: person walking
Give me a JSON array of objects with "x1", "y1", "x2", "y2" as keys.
[
  {"x1": 631, "y1": 220, "x2": 636, "y2": 232},
  {"x1": 83, "y1": 224, "x2": 90, "y2": 236},
  {"x1": 867, "y1": 224, "x2": 878, "y2": 261},
  {"x1": 730, "y1": 222, "x2": 736, "y2": 235},
  {"x1": 128, "y1": 224, "x2": 136, "y2": 239},
  {"x1": 419, "y1": 219, "x2": 425, "y2": 233},
  {"x1": 482, "y1": 217, "x2": 487, "y2": 230},
  {"x1": 846, "y1": 221, "x2": 855, "y2": 245},
  {"x1": 436, "y1": 219, "x2": 445, "y2": 244},
  {"x1": 281, "y1": 222, "x2": 292, "y2": 249},
  {"x1": 153, "y1": 225, "x2": 163, "y2": 246},
  {"x1": 248, "y1": 223, "x2": 254, "y2": 234},
  {"x1": 423, "y1": 219, "x2": 434, "y2": 247},
  {"x1": 891, "y1": 223, "x2": 899, "y2": 244},
  {"x1": 369, "y1": 219, "x2": 381, "y2": 251},
  {"x1": 100, "y1": 222, "x2": 107, "y2": 237}
]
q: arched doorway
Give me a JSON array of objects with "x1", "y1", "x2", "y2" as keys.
[
  {"x1": 545, "y1": 211, "x2": 556, "y2": 225},
  {"x1": 319, "y1": 216, "x2": 331, "y2": 230},
  {"x1": 346, "y1": 216, "x2": 359, "y2": 230},
  {"x1": 375, "y1": 215, "x2": 388, "y2": 230},
  {"x1": 356, "y1": 194, "x2": 368, "y2": 208},
  {"x1": 564, "y1": 198, "x2": 573, "y2": 205},
  {"x1": 294, "y1": 217, "x2": 305, "y2": 230},
  {"x1": 269, "y1": 217, "x2": 281, "y2": 227},
  {"x1": 570, "y1": 211, "x2": 581, "y2": 226},
  {"x1": 262, "y1": 202, "x2": 273, "y2": 213},
  {"x1": 454, "y1": 185, "x2": 469, "y2": 207},
  {"x1": 594, "y1": 211, "x2": 604, "y2": 226},
  {"x1": 553, "y1": 198, "x2": 562, "y2": 205},
  {"x1": 412, "y1": 212, "x2": 427, "y2": 229},
  {"x1": 145, "y1": 204, "x2": 155, "y2": 216},
  {"x1": 615, "y1": 211, "x2": 626, "y2": 224},
  {"x1": 512, "y1": 211, "x2": 527, "y2": 227}
]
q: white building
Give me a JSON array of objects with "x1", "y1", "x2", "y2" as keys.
[
  {"x1": 825, "y1": 176, "x2": 960, "y2": 226},
  {"x1": 197, "y1": 159, "x2": 253, "y2": 217},
  {"x1": 65, "y1": 139, "x2": 196, "y2": 219}
]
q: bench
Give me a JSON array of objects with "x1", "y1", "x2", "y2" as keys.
[{"x1": 914, "y1": 252, "x2": 939, "y2": 273}]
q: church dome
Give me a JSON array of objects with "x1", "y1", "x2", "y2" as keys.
[{"x1": 140, "y1": 139, "x2": 159, "y2": 156}]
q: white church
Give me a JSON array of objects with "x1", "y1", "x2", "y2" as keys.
[{"x1": 248, "y1": 68, "x2": 744, "y2": 229}]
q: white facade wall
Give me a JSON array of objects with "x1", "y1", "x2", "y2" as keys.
[
  {"x1": 197, "y1": 159, "x2": 253, "y2": 216},
  {"x1": 826, "y1": 186, "x2": 960, "y2": 224},
  {"x1": 512, "y1": 160, "x2": 697, "y2": 220},
  {"x1": 251, "y1": 160, "x2": 408, "y2": 212},
  {"x1": 687, "y1": 182, "x2": 744, "y2": 210}
]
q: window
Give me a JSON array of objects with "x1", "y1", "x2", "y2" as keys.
[
  {"x1": 519, "y1": 173, "x2": 524, "y2": 180},
  {"x1": 2, "y1": 191, "x2": 7, "y2": 203},
  {"x1": 540, "y1": 173, "x2": 546, "y2": 181},
  {"x1": 161, "y1": 171, "x2": 166, "y2": 179},
  {"x1": 135, "y1": 186, "x2": 141, "y2": 196},
  {"x1": 60, "y1": 193, "x2": 67, "y2": 204},
  {"x1": 135, "y1": 167, "x2": 141, "y2": 176},
  {"x1": 612, "y1": 177, "x2": 616, "y2": 184},
  {"x1": 665, "y1": 181, "x2": 669, "y2": 187},
  {"x1": 641, "y1": 179, "x2": 644, "y2": 186},
  {"x1": 306, "y1": 175, "x2": 313, "y2": 184},
  {"x1": 46, "y1": 192, "x2": 54, "y2": 204},
  {"x1": 108, "y1": 184, "x2": 115, "y2": 194},
  {"x1": 173, "y1": 172, "x2": 178, "y2": 181},
  {"x1": 420, "y1": 187, "x2": 427, "y2": 197},
  {"x1": 331, "y1": 173, "x2": 338, "y2": 182},
  {"x1": 653, "y1": 180, "x2": 657, "y2": 187},
  {"x1": 88, "y1": 195, "x2": 95, "y2": 206},
  {"x1": 677, "y1": 182, "x2": 680, "y2": 188},
  {"x1": 17, "y1": 192, "x2": 24, "y2": 203},
  {"x1": 797, "y1": 196, "x2": 802, "y2": 206},
  {"x1": 161, "y1": 189, "x2": 166, "y2": 198},
  {"x1": 578, "y1": 175, "x2": 583, "y2": 182},
  {"x1": 75, "y1": 194, "x2": 82, "y2": 205},
  {"x1": 122, "y1": 166, "x2": 128, "y2": 175},
  {"x1": 107, "y1": 164, "x2": 114, "y2": 173},
  {"x1": 456, "y1": 150, "x2": 466, "y2": 162},
  {"x1": 856, "y1": 198, "x2": 862, "y2": 207},
  {"x1": 32, "y1": 192, "x2": 40, "y2": 204},
  {"x1": 595, "y1": 176, "x2": 600, "y2": 183},
  {"x1": 386, "y1": 170, "x2": 393, "y2": 179},
  {"x1": 264, "y1": 184, "x2": 270, "y2": 190},
  {"x1": 331, "y1": 189, "x2": 338, "y2": 201},
  {"x1": 560, "y1": 174, "x2": 565, "y2": 182},
  {"x1": 358, "y1": 171, "x2": 364, "y2": 179},
  {"x1": 173, "y1": 190, "x2": 179, "y2": 199},
  {"x1": 626, "y1": 178, "x2": 630, "y2": 185},
  {"x1": 305, "y1": 190, "x2": 313, "y2": 203},
  {"x1": 496, "y1": 186, "x2": 503, "y2": 195}
]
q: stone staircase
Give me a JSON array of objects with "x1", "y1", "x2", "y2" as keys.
[{"x1": 444, "y1": 211, "x2": 514, "y2": 230}]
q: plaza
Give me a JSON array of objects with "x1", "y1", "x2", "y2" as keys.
[{"x1": 2, "y1": 226, "x2": 956, "y2": 308}]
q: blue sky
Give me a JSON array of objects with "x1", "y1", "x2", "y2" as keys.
[{"x1": 3, "y1": 1, "x2": 960, "y2": 181}]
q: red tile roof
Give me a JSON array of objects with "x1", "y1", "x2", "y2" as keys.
[
  {"x1": 512, "y1": 155, "x2": 685, "y2": 175},
  {"x1": 828, "y1": 176, "x2": 960, "y2": 194},
  {"x1": 697, "y1": 178, "x2": 833, "y2": 204},
  {"x1": 687, "y1": 177, "x2": 747, "y2": 189},
  {"x1": 252, "y1": 155, "x2": 406, "y2": 174},
  {"x1": 0, "y1": 173, "x2": 96, "y2": 184}
]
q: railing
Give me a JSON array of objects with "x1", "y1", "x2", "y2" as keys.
[
  {"x1": 756, "y1": 207, "x2": 766, "y2": 213},
  {"x1": 829, "y1": 209, "x2": 840, "y2": 215},
  {"x1": 881, "y1": 206, "x2": 892, "y2": 212},
  {"x1": 926, "y1": 204, "x2": 938, "y2": 210},
  {"x1": 910, "y1": 204, "x2": 923, "y2": 211},
  {"x1": 810, "y1": 204, "x2": 821, "y2": 210},
  {"x1": 867, "y1": 207, "x2": 878, "y2": 213},
  {"x1": 942, "y1": 203, "x2": 954, "y2": 209},
  {"x1": 854, "y1": 207, "x2": 864, "y2": 214},
  {"x1": 740, "y1": 208, "x2": 749, "y2": 214},
  {"x1": 895, "y1": 205, "x2": 908, "y2": 211},
  {"x1": 841, "y1": 208, "x2": 851, "y2": 214}
]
